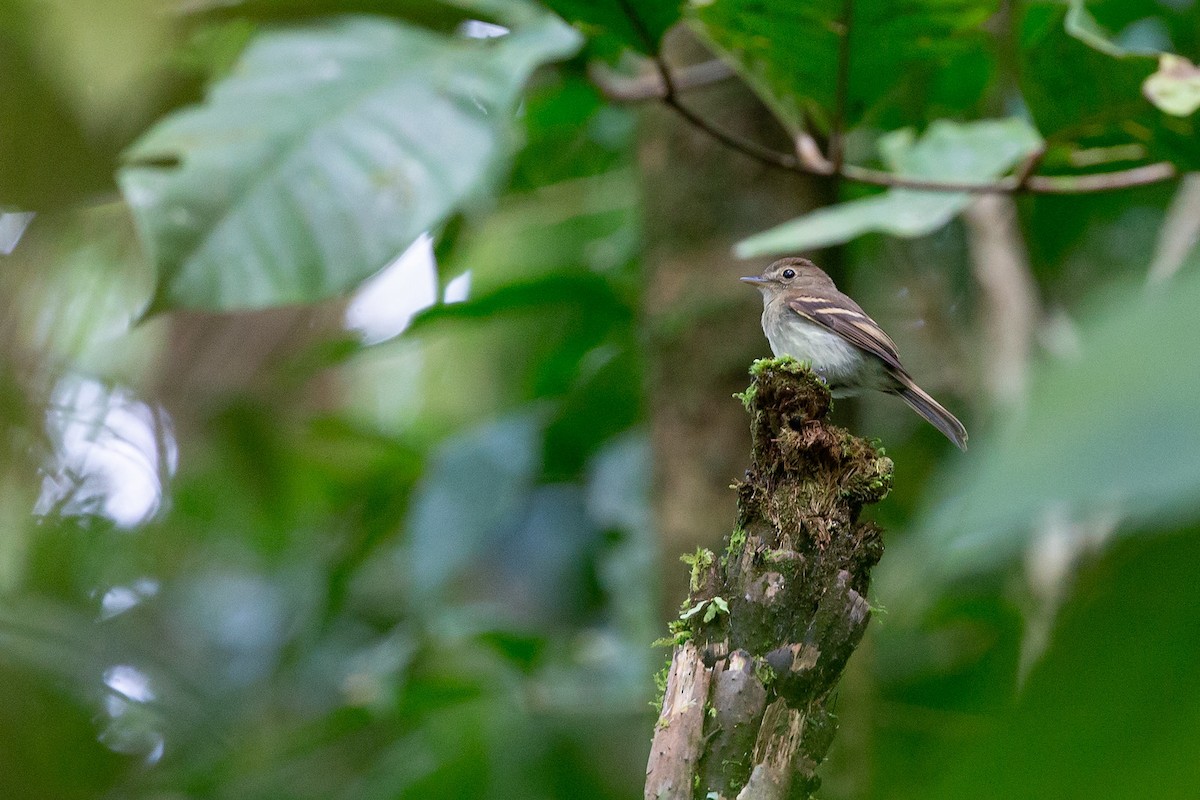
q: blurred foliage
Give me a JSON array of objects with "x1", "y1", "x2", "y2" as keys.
[
  {"x1": 121, "y1": 11, "x2": 580, "y2": 310},
  {"x1": 912, "y1": 269, "x2": 1200, "y2": 583},
  {"x1": 0, "y1": 0, "x2": 183, "y2": 208},
  {"x1": 871, "y1": 524, "x2": 1200, "y2": 800},
  {"x1": 1, "y1": 0, "x2": 1199, "y2": 799},
  {"x1": 688, "y1": 0, "x2": 997, "y2": 133},
  {"x1": 1022, "y1": 1, "x2": 1199, "y2": 173},
  {"x1": 736, "y1": 118, "x2": 1043, "y2": 255}
]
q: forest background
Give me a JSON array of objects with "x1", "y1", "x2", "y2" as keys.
[{"x1": 1, "y1": 0, "x2": 1199, "y2": 798}]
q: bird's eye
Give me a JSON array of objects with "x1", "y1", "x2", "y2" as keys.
[{"x1": 781, "y1": 268, "x2": 796, "y2": 279}]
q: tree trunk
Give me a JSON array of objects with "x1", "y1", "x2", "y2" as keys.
[{"x1": 645, "y1": 359, "x2": 892, "y2": 800}]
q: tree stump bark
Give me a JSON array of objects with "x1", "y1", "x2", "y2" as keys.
[{"x1": 645, "y1": 359, "x2": 893, "y2": 800}]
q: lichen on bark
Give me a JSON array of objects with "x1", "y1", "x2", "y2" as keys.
[{"x1": 646, "y1": 358, "x2": 893, "y2": 800}]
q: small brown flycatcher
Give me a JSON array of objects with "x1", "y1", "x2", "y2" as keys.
[{"x1": 742, "y1": 257, "x2": 968, "y2": 450}]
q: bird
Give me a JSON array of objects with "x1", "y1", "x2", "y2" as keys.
[{"x1": 741, "y1": 257, "x2": 967, "y2": 450}]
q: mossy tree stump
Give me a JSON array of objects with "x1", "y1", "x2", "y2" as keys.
[{"x1": 645, "y1": 359, "x2": 893, "y2": 800}]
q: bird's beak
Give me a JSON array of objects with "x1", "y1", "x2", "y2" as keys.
[{"x1": 740, "y1": 275, "x2": 770, "y2": 287}]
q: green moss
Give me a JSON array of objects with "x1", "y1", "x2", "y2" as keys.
[
  {"x1": 748, "y1": 355, "x2": 803, "y2": 376},
  {"x1": 763, "y1": 548, "x2": 795, "y2": 564},
  {"x1": 725, "y1": 761, "x2": 749, "y2": 796},
  {"x1": 651, "y1": 657, "x2": 672, "y2": 712},
  {"x1": 652, "y1": 630, "x2": 693, "y2": 648},
  {"x1": 840, "y1": 454, "x2": 895, "y2": 503},
  {"x1": 747, "y1": 356, "x2": 834, "y2": 400},
  {"x1": 681, "y1": 547, "x2": 715, "y2": 593},
  {"x1": 728, "y1": 526, "x2": 746, "y2": 555},
  {"x1": 754, "y1": 660, "x2": 776, "y2": 687}
]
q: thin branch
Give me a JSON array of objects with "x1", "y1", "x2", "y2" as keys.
[
  {"x1": 590, "y1": 58, "x2": 734, "y2": 102},
  {"x1": 840, "y1": 160, "x2": 1178, "y2": 194},
  {"x1": 1012, "y1": 146, "x2": 1047, "y2": 188},
  {"x1": 614, "y1": 0, "x2": 798, "y2": 171},
  {"x1": 795, "y1": 133, "x2": 834, "y2": 175},
  {"x1": 1022, "y1": 162, "x2": 1178, "y2": 193},
  {"x1": 659, "y1": 94, "x2": 800, "y2": 171},
  {"x1": 611, "y1": 1, "x2": 1182, "y2": 195}
]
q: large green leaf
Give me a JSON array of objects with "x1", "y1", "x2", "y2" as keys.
[
  {"x1": 183, "y1": 0, "x2": 580, "y2": 34},
  {"x1": 688, "y1": 0, "x2": 996, "y2": 132},
  {"x1": 401, "y1": 413, "x2": 542, "y2": 600},
  {"x1": 735, "y1": 118, "x2": 1042, "y2": 256},
  {"x1": 119, "y1": 13, "x2": 580, "y2": 311},
  {"x1": 910, "y1": 269, "x2": 1200, "y2": 583}
]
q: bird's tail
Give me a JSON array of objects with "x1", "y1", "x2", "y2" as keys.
[{"x1": 891, "y1": 375, "x2": 968, "y2": 451}]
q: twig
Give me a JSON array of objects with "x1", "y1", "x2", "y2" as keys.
[
  {"x1": 610, "y1": 2, "x2": 1181, "y2": 195},
  {"x1": 590, "y1": 58, "x2": 734, "y2": 102},
  {"x1": 614, "y1": 0, "x2": 797, "y2": 171},
  {"x1": 1012, "y1": 146, "x2": 1047, "y2": 188},
  {"x1": 795, "y1": 133, "x2": 834, "y2": 176},
  {"x1": 1022, "y1": 162, "x2": 1176, "y2": 193}
]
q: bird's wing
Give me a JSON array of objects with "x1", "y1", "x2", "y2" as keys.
[{"x1": 785, "y1": 294, "x2": 904, "y2": 372}]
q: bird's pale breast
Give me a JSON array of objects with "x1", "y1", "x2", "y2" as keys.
[{"x1": 762, "y1": 301, "x2": 887, "y2": 396}]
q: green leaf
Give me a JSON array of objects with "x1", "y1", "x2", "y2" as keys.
[
  {"x1": 1064, "y1": 0, "x2": 1161, "y2": 58},
  {"x1": 703, "y1": 595, "x2": 729, "y2": 623},
  {"x1": 406, "y1": 273, "x2": 630, "y2": 333},
  {"x1": 911, "y1": 269, "x2": 1200, "y2": 583},
  {"x1": 476, "y1": 629, "x2": 547, "y2": 672},
  {"x1": 687, "y1": 0, "x2": 995, "y2": 132},
  {"x1": 1070, "y1": 0, "x2": 1161, "y2": 57},
  {"x1": 0, "y1": 31, "x2": 103, "y2": 209},
  {"x1": 119, "y1": 13, "x2": 580, "y2": 311},
  {"x1": 402, "y1": 413, "x2": 542, "y2": 599},
  {"x1": 0, "y1": 207, "x2": 153, "y2": 375},
  {"x1": 680, "y1": 599, "x2": 708, "y2": 621},
  {"x1": 735, "y1": 118, "x2": 1042, "y2": 256}
]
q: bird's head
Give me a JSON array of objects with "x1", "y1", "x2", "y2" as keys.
[{"x1": 740, "y1": 257, "x2": 833, "y2": 297}]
